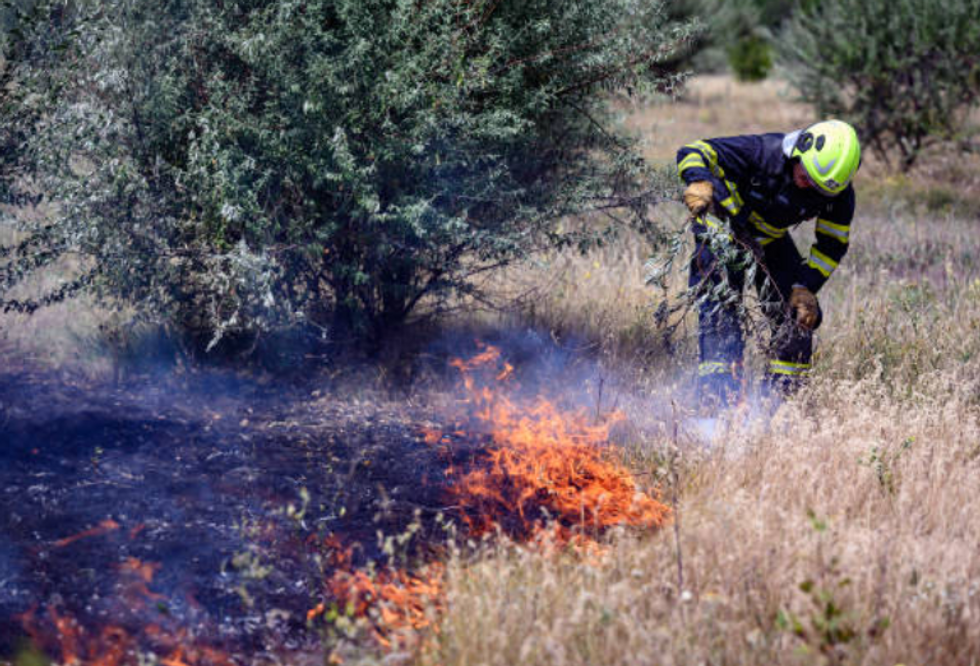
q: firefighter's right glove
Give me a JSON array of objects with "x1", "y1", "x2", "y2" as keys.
[
  {"x1": 790, "y1": 286, "x2": 819, "y2": 330},
  {"x1": 683, "y1": 181, "x2": 713, "y2": 216}
]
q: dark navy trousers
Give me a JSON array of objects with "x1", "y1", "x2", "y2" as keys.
[{"x1": 689, "y1": 223, "x2": 821, "y2": 406}]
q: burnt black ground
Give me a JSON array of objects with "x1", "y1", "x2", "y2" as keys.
[
  {"x1": 0, "y1": 330, "x2": 614, "y2": 661},
  {"x1": 0, "y1": 361, "x2": 456, "y2": 660}
]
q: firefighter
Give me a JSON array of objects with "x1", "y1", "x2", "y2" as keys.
[{"x1": 676, "y1": 120, "x2": 861, "y2": 407}]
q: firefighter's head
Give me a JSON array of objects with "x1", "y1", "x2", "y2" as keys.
[{"x1": 788, "y1": 120, "x2": 861, "y2": 196}]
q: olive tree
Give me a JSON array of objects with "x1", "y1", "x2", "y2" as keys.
[{"x1": 1, "y1": 0, "x2": 697, "y2": 352}]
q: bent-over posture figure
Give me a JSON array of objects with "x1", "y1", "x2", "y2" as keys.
[{"x1": 676, "y1": 120, "x2": 861, "y2": 407}]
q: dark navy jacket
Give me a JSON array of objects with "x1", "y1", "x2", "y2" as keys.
[{"x1": 677, "y1": 132, "x2": 854, "y2": 293}]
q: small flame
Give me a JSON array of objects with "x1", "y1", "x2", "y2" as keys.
[
  {"x1": 53, "y1": 518, "x2": 120, "y2": 548},
  {"x1": 20, "y1": 550, "x2": 233, "y2": 666},
  {"x1": 326, "y1": 562, "x2": 445, "y2": 650},
  {"x1": 22, "y1": 607, "x2": 234, "y2": 666},
  {"x1": 308, "y1": 535, "x2": 444, "y2": 651},
  {"x1": 118, "y1": 557, "x2": 161, "y2": 583}
]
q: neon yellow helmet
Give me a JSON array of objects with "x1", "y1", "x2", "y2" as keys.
[{"x1": 789, "y1": 120, "x2": 861, "y2": 196}]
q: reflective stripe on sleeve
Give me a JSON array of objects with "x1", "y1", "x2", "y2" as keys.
[
  {"x1": 718, "y1": 179, "x2": 745, "y2": 215},
  {"x1": 681, "y1": 139, "x2": 741, "y2": 214},
  {"x1": 689, "y1": 140, "x2": 718, "y2": 166},
  {"x1": 717, "y1": 173, "x2": 743, "y2": 216},
  {"x1": 815, "y1": 218, "x2": 850, "y2": 243},
  {"x1": 767, "y1": 360, "x2": 811, "y2": 376},
  {"x1": 678, "y1": 153, "x2": 707, "y2": 175},
  {"x1": 808, "y1": 246, "x2": 839, "y2": 278},
  {"x1": 719, "y1": 195, "x2": 741, "y2": 216}
]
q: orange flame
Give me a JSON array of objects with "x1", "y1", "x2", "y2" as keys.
[
  {"x1": 326, "y1": 563, "x2": 445, "y2": 650},
  {"x1": 441, "y1": 344, "x2": 670, "y2": 540},
  {"x1": 307, "y1": 534, "x2": 444, "y2": 650},
  {"x1": 53, "y1": 519, "x2": 121, "y2": 548},
  {"x1": 21, "y1": 607, "x2": 234, "y2": 666},
  {"x1": 20, "y1": 551, "x2": 234, "y2": 666},
  {"x1": 25, "y1": 345, "x2": 667, "y2": 661},
  {"x1": 321, "y1": 344, "x2": 669, "y2": 652}
]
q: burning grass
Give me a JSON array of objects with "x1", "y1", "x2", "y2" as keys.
[
  {"x1": 18, "y1": 577, "x2": 233, "y2": 666},
  {"x1": 16, "y1": 519, "x2": 233, "y2": 665},
  {"x1": 7, "y1": 74, "x2": 980, "y2": 666},
  {"x1": 308, "y1": 343, "x2": 670, "y2": 658},
  {"x1": 437, "y1": 343, "x2": 669, "y2": 540},
  {"x1": 0, "y1": 341, "x2": 668, "y2": 664}
]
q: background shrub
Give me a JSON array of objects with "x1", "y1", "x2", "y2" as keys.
[
  {"x1": 727, "y1": 33, "x2": 772, "y2": 82},
  {"x1": 779, "y1": 0, "x2": 980, "y2": 170}
]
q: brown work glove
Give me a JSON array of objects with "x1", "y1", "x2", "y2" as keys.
[
  {"x1": 790, "y1": 286, "x2": 819, "y2": 330},
  {"x1": 683, "y1": 181, "x2": 713, "y2": 216}
]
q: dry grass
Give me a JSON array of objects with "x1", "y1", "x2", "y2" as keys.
[
  {"x1": 3, "y1": 74, "x2": 980, "y2": 664},
  {"x1": 425, "y1": 378, "x2": 980, "y2": 665},
  {"x1": 0, "y1": 206, "x2": 116, "y2": 372},
  {"x1": 406, "y1": 76, "x2": 980, "y2": 665},
  {"x1": 623, "y1": 74, "x2": 813, "y2": 165}
]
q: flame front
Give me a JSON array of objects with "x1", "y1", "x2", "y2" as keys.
[
  {"x1": 308, "y1": 536, "x2": 444, "y2": 652},
  {"x1": 326, "y1": 564, "x2": 445, "y2": 649},
  {"x1": 18, "y1": 344, "x2": 668, "y2": 662},
  {"x1": 443, "y1": 344, "x2": 670, "y2": 540},
  {"x1": 311, "y1": 345, "x2": 672, "y2": 651}
]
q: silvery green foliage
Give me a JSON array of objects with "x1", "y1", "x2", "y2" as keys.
[
  {"x1": 645, "y1": 218, "x2": 764, "y2": 340},
  {"x1": 779, "y1": 0, "x2": 980, "y2": 170},
  {"x1": 1, "y1": 0, "x2": 700, "y2": 350}
]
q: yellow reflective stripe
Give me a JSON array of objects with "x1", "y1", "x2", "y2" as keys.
[
  {"x1": 768, "y1": 360, "x2": 811, "y2": 376},
  {"x1": 699, "y1": 361, "x2": 731, "y2": 377},
  {"x1": 750, "y1": 213, "x2": 787, "y2": 239},
  {"x1": 724, "y1": 179, "x2": 743, "y2": 206},
  {"x1": 690, "y1": 140, "x2": 718, "y2": 166},
  {"x1": 757, "y1": 236, "x2": 777, "y2": 246},
  {"x1": 808, "y1": 246, "x2": 839, "y2": 278},
  {"x1": 678, "y1": 153, "x2": 706, "y2": 174},
  {"x1": 682, "y1": 140, "x2": 741, "y2": 214},
  {"x1": 816, "y1": 218, "x2": 850, "y2": 243},
  {"x1": 719, "y1": 195, "x2": 741, "y2": 216},
  {"x1": 718, "y1": 179, "x2": 743, "y2": 216}
]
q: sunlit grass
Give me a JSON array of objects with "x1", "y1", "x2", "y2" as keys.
[{"x1": 4, "y1": 74, "x2": 980, "y2": 664}]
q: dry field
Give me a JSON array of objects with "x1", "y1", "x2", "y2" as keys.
[
  {"x1": 3, "y1": 75, "x2": 980, "y2": 665},
  {"x1": 411, "y1": 76, "x2": 980, "y2": 665}
]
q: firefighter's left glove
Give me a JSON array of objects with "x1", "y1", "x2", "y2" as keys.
[
  {"x1": 683, "y1": 181, "x2": 713, "y2": 216},
  {"x1": 790, "y1": 286, "x2": 819, "y2": 330}
]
